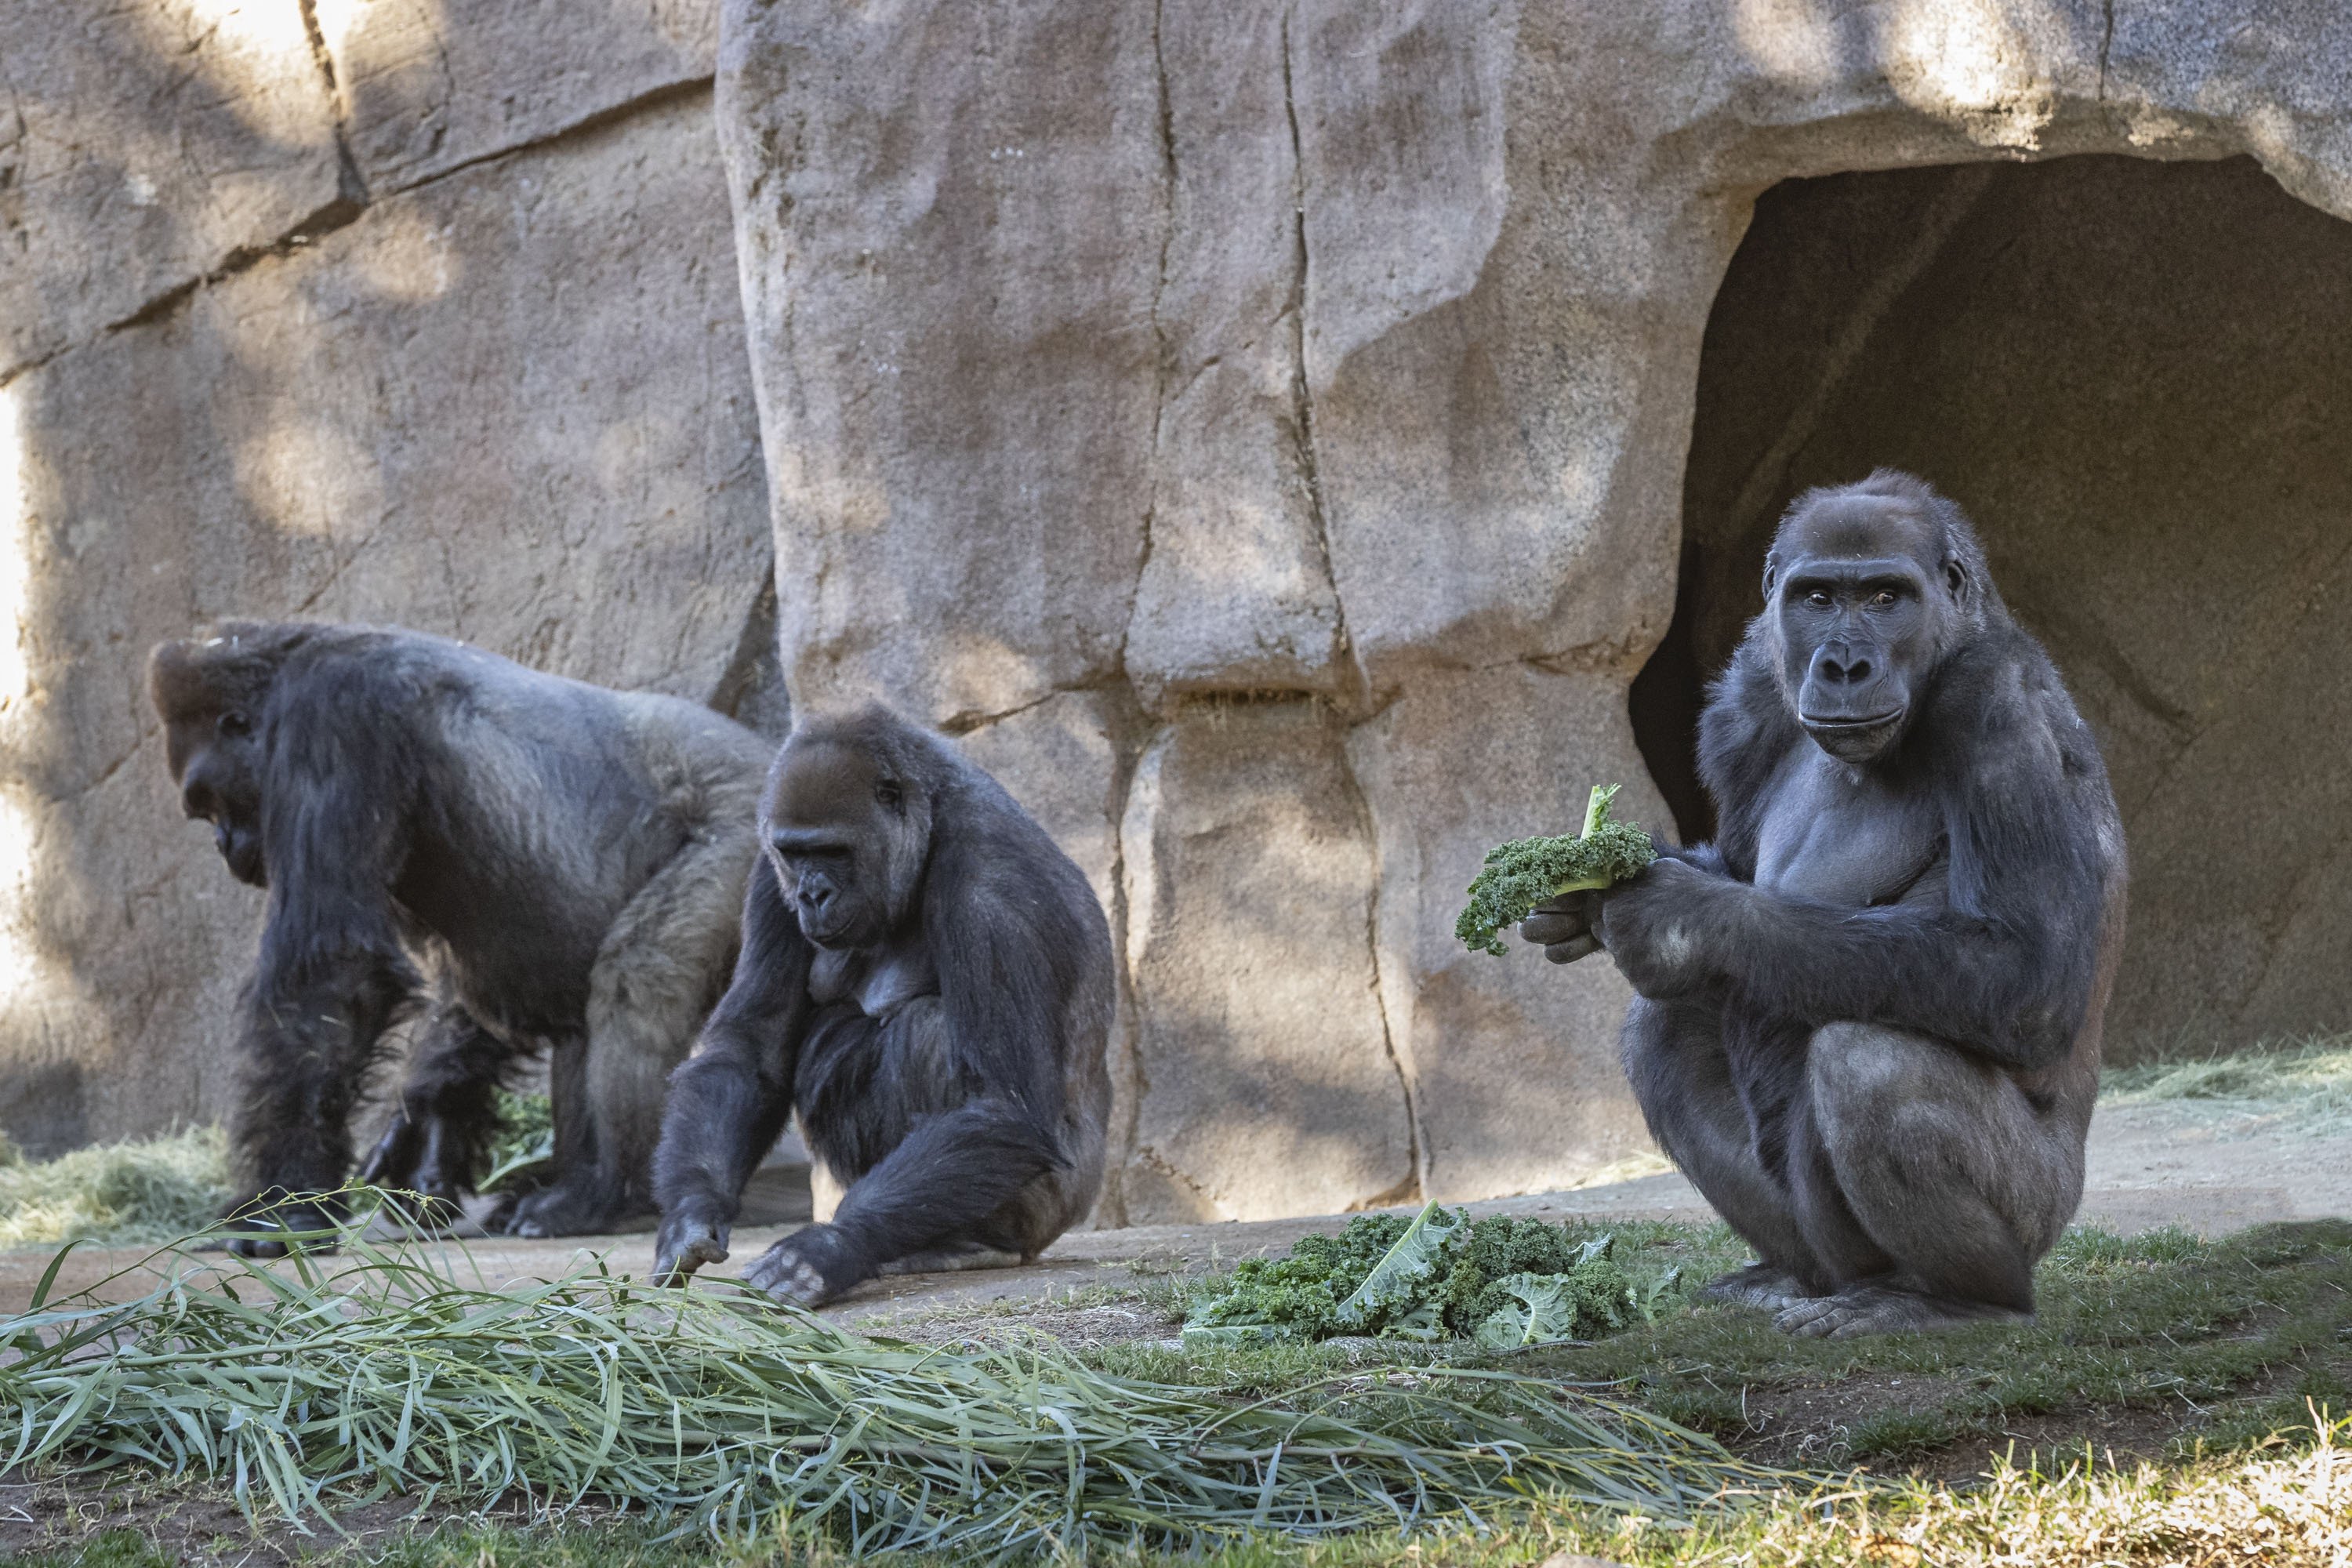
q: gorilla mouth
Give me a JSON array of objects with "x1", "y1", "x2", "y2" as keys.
[
  {"x1": 1799, "y1": 709, "x2": 1906, "y2": 761},
  {"x1": 1798, "y1": 708, "x2": 1905, "y2": 733}
]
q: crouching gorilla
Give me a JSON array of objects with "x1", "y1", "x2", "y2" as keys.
[
  {"x1": 652, "y1": 706, "x2": 1113, "y2": 1308},
  {"x1": 1525, "y1": 472, "x2": 2126, "y2": 1337},
  {"x1": 150, "y1": 622, "x2": 773, "y2": 1254}
]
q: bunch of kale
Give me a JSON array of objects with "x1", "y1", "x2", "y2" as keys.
[
  {"x1": 1183, "y1": 1203, "x2": 1683, "y2": 1351},
  {"x1": 1454, "y1": 784, "x2": 1657, "y2": 956}
]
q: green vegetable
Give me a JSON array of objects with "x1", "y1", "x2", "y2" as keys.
[
  {"x1": 1454, "y1": 783, "x2": 1658, "y2": 957},
  {"x1": 1185, "y1": 1202, "x2": 1686, "y2": 1349}
]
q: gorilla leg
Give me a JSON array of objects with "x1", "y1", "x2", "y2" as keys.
[
  {"x1": 360, "y1": 1000, "x2": 507, "y2": 1218},
  {"x1": 1775, "y1": 1022, "x2": 2082, "y2": 1338},
  {"x1": 509, "y1": 833, "x2": 743, "y2": 1238},
  {"x1": 746, "y1": 997, "x2": 1062, "y2": 1306},
  {"x1": 1620, "y1": 995, "x2": 1822, "y2": 1306}
]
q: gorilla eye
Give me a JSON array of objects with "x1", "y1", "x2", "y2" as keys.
[
  {"x1": 874, "y1": 779, "x2": 902, "y2": 810},
  {"x1": 1870, "y1": 590, "x2": 1899, "y2": 608},
  {"x1": 1806, "y1": 590, "x2": 1832, "y2": 609},
  {"x1": 216, "y1": 710, "x2": 252, "y2": 739}
]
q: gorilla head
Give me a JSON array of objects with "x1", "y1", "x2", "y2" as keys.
[
  {"x1": 148, "y1": 622, "x2": 303, "y2": 887},
  {"x1": 761, "y1": 721, "x2": 935, "y2": 950},
  {"x1": 1762, "y1": 470, "x2": 1993, "y2": 766}
]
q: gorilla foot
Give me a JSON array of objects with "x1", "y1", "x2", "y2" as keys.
[
  {"x1": 503, "y1": 1174, "x2": 640, "y2": 1239},
  {"x1": 1774, "y1": 1283, "x2": 2031, "y2": 1339},
  {"x1": 1701, "y1": 1262, "x2": 1811, "y2": 1312},
  {"x1": 743, "y1": 1225, "x2": 864, "y2": 1308}
]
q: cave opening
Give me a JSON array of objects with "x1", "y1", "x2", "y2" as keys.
[{"x1": 1632, "y1": 154, "x2": 2352, "y2": 1059}]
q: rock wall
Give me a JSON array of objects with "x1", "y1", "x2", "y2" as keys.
[
  {"x1": 716, "y1": 0, "x2": 2352, "y2": 1222},
  {"x1": 0, "y1": 0, "x2": 773, "y2": 1155}
]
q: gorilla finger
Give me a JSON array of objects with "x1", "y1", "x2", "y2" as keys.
[
  {"x1": 1543, "y1": 935, "x2": 1602, "y2": 965},
  {"x1": 1519, "y1": 912, "x2": 1588, "y2": 946},
  {"x1": 745, "y1": 1249, "x2": 829, "y2": 1307}
]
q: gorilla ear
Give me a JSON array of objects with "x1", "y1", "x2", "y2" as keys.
[
  {"x1": 1761, "y1": 554, "x2": 1780, "y2": 600},
  {"x1": 1944, "y1": 558, "x2": 1969, "y2": 600}
]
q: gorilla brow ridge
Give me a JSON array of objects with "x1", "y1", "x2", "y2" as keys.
[{"x1": 1771, "y1": 468, "x2": 1998, "y2": 619}]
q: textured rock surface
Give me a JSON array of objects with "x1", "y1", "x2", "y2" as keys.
[
  {"x1": 720, "y1": 0, "x2": 2352, "y2": 1220},
  {"x1": 0, "y1": 0, "x2": 347, "y2": 377},
  {"x1": 0, "y1": 5, "x2": 765, "y2": 1155},
  {"x1": 1117, "y1": 701, "x2": 1410, "y2": 1221},
  {"x1": 320, "y1": 0, "x2": 717, "y2": 191}
]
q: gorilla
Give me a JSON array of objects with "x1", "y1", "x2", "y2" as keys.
[
  {"x1": 1524, "y1": 471, "x2": 2126, "y2": 1337},
  {"x1": 652, "y1": 706, "x2": 1113, "y2": 1308},
  {"x1": 150, "y1": 621, "x2": 774, "y2": 1254}
]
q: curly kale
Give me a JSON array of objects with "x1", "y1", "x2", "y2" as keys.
[
  {"x1": 1182, "y1": 1204, "x2": 1684, "y2": 1349},
  {"x1": 1454, "y1": 783, "x2": 1658, "y2": 956}
]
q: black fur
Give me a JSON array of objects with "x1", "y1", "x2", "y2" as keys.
[
  {"x1": 149, "y1": 621, "x2": 771, "y2": 1256},
  {"x1": 1526, "y1": 472, "x2": 2126, "y2": 1335},
  {"x1": 652, "y1": 705, "x2": 1114, "y2": 1308}
]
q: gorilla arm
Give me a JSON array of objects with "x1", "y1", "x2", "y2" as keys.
[
  {"x1": 651, "y1": 864, "x2": 813, "y2": 1284},
  {"x1": 1592, "y1": 676, "x2": 2114, "y2": 1073},
  {"x1": 230, "y1": 677, "x2": 426, "y2": 1255}
]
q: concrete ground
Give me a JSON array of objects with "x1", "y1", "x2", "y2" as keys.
[{"x1": 2, "y1": 1098, "x2": 2343, "y2": 1323}]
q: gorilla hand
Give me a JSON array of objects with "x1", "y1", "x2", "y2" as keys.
[
  {"x1": 358, "y1": 1111, "x2": 420, "y2": 1189},
  {"x1": 1519, "y1": 892, "x2": 1601, "y2": 964},
  {"x1": 1581, "y1": 855, "x2": 1726, "y2": 1000},
  {"x1": 743, "y1": 1223, "x2": 863, "y2": 1308},
  {"x1": 652, "y1": 1201, "x2": 731, "y2": 1287}
]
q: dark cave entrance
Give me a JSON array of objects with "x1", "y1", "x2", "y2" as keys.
[{"x1": 1631, "y1": 154, "x2": 2352, "y2": 1058}]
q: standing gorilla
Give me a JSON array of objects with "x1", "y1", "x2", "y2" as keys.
[
  {"x1": 652, "y1": 706, "x2": 1113, "y2": 1308},
  {"x1": 1525, "y1": 472, "x2": 2125, "y2": 1336},
  {"x1": 150, "y1": 621, "x2": 774, "y2": 1254}
]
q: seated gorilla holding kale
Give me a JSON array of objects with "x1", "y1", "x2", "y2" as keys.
[
  {"x1": 652, "y1": 706, "x2": 1113, "y2": 1308},
  {"x1": 1524, "y1": 471, "x2": 2126, "y2": 1337},
  {"x1": 150, "y1": 622, "x2": 774, "y2": 1254}
]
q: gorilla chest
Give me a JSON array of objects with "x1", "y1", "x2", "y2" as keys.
[
  {"x1": 808, "y1": 942, "x2": 940, "y2": 1018},
  {"x1": 1753, "y1": 757, "x2": 1946, "y2": 909}
]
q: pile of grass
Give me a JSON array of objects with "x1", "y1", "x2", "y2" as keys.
[
  {"x1": 2103, "y1": 1033, "x2": 2352, "y2": 1126},
  {"x1": 0, "y1": 1127, "x2": 232, "y2": 1249},
  {"x1": 0, "y1": 1221, "x2": 1767, "y2": 1555}
]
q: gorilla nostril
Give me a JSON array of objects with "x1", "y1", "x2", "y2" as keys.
[{"x1": 1846, "y1": 659, "x2": 1872, "y2": 682}]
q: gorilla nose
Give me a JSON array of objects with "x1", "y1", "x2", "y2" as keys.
[{"x1": 1813, "y1": 644, "x2": 1874, "y2": 684}]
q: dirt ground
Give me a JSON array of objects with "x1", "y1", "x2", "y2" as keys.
[{"x1": 2, "y1": 1098, "x2": 2342, "y2": 1327}]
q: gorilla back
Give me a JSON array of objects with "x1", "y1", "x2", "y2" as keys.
[
  {"x1": 652, "y1": 705, "x2": 1115, "y2": 1308},
  {"x1": 1523, "y1": 471, "x2": 2125, "y2": 1337},
  {"x1": 150, "y1": 621, "x2": 774, "y2": 1254}
]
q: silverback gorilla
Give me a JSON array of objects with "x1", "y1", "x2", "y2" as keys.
[
  {"x1": 1523, "y1": 472, "x2": 2126, "y2": 1337},
  {"x1": 150, "y1": 622, "x2": 773, "y2": 1255},
  {"x1": 652, "y1": 706, "x2": 1113, "y2": 1307}
]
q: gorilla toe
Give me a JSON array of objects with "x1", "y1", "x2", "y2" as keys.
[
  {"x1": 1701, "y1": 1262, "x2": 1810, "y2": 1311},
  {"x1": 1774, "y1": 1283, "x2": 2030, "y2": 1338}
]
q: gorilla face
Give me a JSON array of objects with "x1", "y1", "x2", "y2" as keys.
[
  {"x1": 1766, "y1": 495, "x2": 1966, "y2": 767},
  {"x1": 165, "y1": 706, "x2": 268, "y2": 887},
  {"x1": 763, "y1": 734, "x2": 931, "y2": 951}
]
